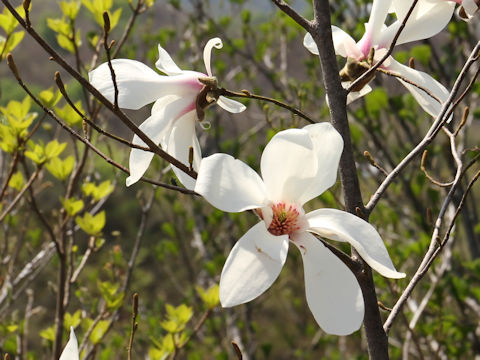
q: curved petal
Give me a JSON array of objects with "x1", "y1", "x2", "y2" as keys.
[
  {"x1": 387, "y1": 59, "x2": 450, "y2": 118},
  {"x1": 167, "y1": 111, "x2": 200, "y2": 190},
  {"x1": 331, "y1": 26, "x2": 363, "y2": 59},
  {"x1": 303, "y1": 33, "x2": 319, "y2": 55},
  {"x1": 383, "y1": 0, "x2": 455, "y2": 46},
  {"x1": 89, "y1": 59, "x2": 201, "y2": 110},
  {"x1": 195, "y1": 153, "x2": 268, "y2": 213},
  {"x1": 306, "y1": 209, "x2": 406, "y2": 279},
  {"x1": 220, "y1": 222, "x2": 289, "y2": 307},
  {"x1": 292, "y1": 232, "x2": 364, "y2": 335},
  {"x1": 359, "y1": 0, "x2": 393, "y2": 50},
  {"x1": 460, "y1": 0, "x2": 479, "y2": 20},
  {"x1": 59, "y1": 326, "x2": 79, "y2": 360},
  {"x1": 126, "y1": 96, "x2": 194, "y2": 187},
  {"x1": 347, "y1": 83, "x2": 373, "y2": 104},
  {"x1": 260, "y1": 128, "x2": 318, "y2": 204},
  {"x1": 203, "y1": 37, "x2": 223, "y2": 77},
  {"x1": 155, "y1": 43, "x2": 184, "y2": 75},
  {"x1": 216, "y1": 96, "x2": 247, "y2": 113},
  {"x1": 297, "y1": 123, "x2": 344, "y2": 205}
]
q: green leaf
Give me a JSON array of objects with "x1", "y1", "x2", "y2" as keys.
[
  {"x1": 89, "y1": 320, "x2": 109, "y2": 344},
  {"x1": 97, "y1": 281, "x2": 124, "y2": 310},
  {"x1": 75, "y1": 211, "x2": 106, "y2": 235},
  {"x1": 39, "y1": 326, "x2": 56, "y2": 342},
  {"x1": 0, "y1": 5, "x2": 25, "y2": 33},
  {"x1": 8, "y1": 171, "x2": 24, "y2": 191},
  {"x1": 45, "y1": 139, "x2": 67, "y2": 159},
  {"x1": 82, "y1": 180, "x2": 114, "y2": 201},
  {"x1": 0, "y1": 31, "x2": 25, "y2": 54},
  {"x1": 161, "y1": 304, "x2": 193, "y2": 333},
  {"x1": 62, "y1": 197, "x2": 84, "y2": 216},
  {"x1": 64, "y1": 310, "x2": 82, "y2": 329},
  {"x1": 55, "y1": 101, "x2": 84, "y2": 125},
  {"x1": 46, "y1": 155, "x2": 75, "y2": 180},
  {"x1": 39, "y1": 87, "x2": 63, "y2": 108},
  {"x1": 25, "y1": 142, "x2": 47, "y2": 164},
  {"x1": 60, "y1": 0, "x2": 81, "y2": 19},
  {"x1": 196, "y1": 284, "x2": 220, "y2": 309}
]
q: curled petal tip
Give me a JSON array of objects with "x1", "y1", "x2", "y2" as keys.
[{"x1": 203, "y1": 37, "x2": 223, "y2": 77}]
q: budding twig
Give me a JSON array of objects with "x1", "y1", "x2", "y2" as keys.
[{"x1": 127, "y1": 293, "x2": 139, "y2": 360}]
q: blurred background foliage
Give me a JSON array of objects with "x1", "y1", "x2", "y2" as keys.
[{"x1": 0, "y1": 0, "x2": 479, "y2": 359}]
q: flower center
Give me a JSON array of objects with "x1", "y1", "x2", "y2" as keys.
[{"x1": 266, "y1": 202, "x2": 303, "y2": 236}]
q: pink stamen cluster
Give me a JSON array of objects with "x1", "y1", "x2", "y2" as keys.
[{"x1": 267, "y1": 202, "x2": 302, "y2": 236}]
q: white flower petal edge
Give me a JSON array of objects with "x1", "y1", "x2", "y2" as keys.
[
  {"x1": 220, "y1": 222, "x2": 289, "y2": 307},
  {"x1": 306, "y1": 208, "x2": 406, "y2": 279},
  {"x1": 59, "y1": 326, "x2": 79, "y2": 360},
  {"x1": 203, "y1": 37, "x2": 223, "y2": 77},
  {"x1": 388, "y1": 59, "x2": 450, "y2": 119},
  {"x1": 126, "y1": 96, "x2": 194, "y2": 187},
  {"x1": 217, "y1": 96, "x2": 247, "y2": 113},
  {"x1": 195, "y1": 153, "x2": 268, "y2": 212},
  {"x1": 293, "y1": 232, "x2": 364, "y2": 335},
  {"x1": 260, "y1": 128, "x2": 318, "y2": 204},
  {"x1": 303, "y1": 32, "x2": 319, "y2": 55},
  {"x1": 155, "y1": 44, "x2": 183, "y2": 75},
  {"x1": 167, "y1": 111, "x2": 200, "y2": 191},
  {"x1": 299, "y1": 123, "x2": 344, "y2": 205},
  {"x1": 89, "y1": 59, "x2": 201, "y2": 110}
]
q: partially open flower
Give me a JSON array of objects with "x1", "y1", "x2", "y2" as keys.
[
  {"x1": 304, "y1": 0, "x2": 453, "y2": 118},
  {"x1": 89, "y1": 38, "x2": 246, "y2": 189},
  {"x1": 195, "y1": 122, "x2": 405, "y2": 335}
]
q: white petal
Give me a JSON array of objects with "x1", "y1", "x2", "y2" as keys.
[
  {"x1": 220, "y1": 222, "x2": 289, "y2": 307},
  {"x1": 367, "y1": 0, "x2": 394, "y2": 45},
  {"x1": 346, "y1": 83, "x2": 373, "y2": 104},
  {"x1": 303, "y1": 32, "x2": 319, "y2": 55},
  {"x1": 59, "y1": 326, "x2": 79, "y2": 360},
  {"x1": 155, "y1": 43, "x2": 184, "y2": 75},
  {"x1": 297, "y1": 123, "x2": 343, "y2": 205},
  {"x1": 195, "y1": 153, "x2": 268, "y2": 213},
  {"x1": 461, "y1": 0, "x2": 479, "y2": 19},
  {"x1": 89, "y1": 59, "x2": 201, "y2": 110},
  {"x1": 167, "y1": 111, "x2": 200, "y2": 190},
  {"x1": 261, "y1": 128, "x2": 319, "y2": 204},
  {"x1": 306, "y1": 209, "x2": 406, "y2": 279},
  {"x1": 387, "y1": 59, "x2": 450, "y2": 118},
  {"x1": 331, "y1": 26, "x2": 363, "y2": 59},
  {"x1": 293, "y1": 232, "x2": 364, "y2": 335},
  {"x1": 216, "y1": 96, "x2": 246, "y2": 113},
  {"x1": 203, "y1": 37, "x2": 223, "y2": 77},
  {"x1": 384, "y1": 0, "x2": 455, "y2": 46},
  {"x1": 126, "y1": 96, "x2": 194, "y2": 187}
]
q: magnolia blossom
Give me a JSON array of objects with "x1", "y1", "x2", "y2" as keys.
[
  {"x1": 195, "y1": 122, "x2": 405, "y2": 335},
  {"x1": 89, "y1": 38, "x2": 246, "y2": 189},
  {"x1": 59, "y1": 327, "x2": 79, "y2": 360},
  {"x1": 304, "y1": 0, "x2": 454, "y2": 117}
]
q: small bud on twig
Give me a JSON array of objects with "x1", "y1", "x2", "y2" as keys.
[
  {"x1": 103, "y1": 11, "x2": 111, "y2": 33},
  {"x1": 232, "y1": 342, "x2": 243, "y2": 360},
  {"x1": 454, "y1": 106, "x2": 469, "y2": 136},
  {"x1": 23, "y1": 0, "x2": 31, "y2": 12},
  {"x1": 54, "y1": 71, "x2": 68, "y2": 98},
  {"x1": 23, "y1": 0, "x2": 31, "y2": 27},
  {"x1": 408, "y1": 57, "x2": 415, "y2": 69},
  {"x1": 420, "y1": 150, "x2": 428, "y2": 171},
  {"x1": 6, "y1": 54, "x2": 21, "y2": 81},
  {"x1": 188, "y1": 146, "x2": 194, "y2": 171}
]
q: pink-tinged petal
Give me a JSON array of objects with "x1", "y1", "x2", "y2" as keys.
[
  {"x1": 216, "y1": 96, "x2": 247, "y2": 113},
  {"x1": 59, "y1": 326, "x2": 79, "y2": 360},
  {"x1": 220, "y1": 222, "x2": 289, "y2": 307},
  {"x1": 195, "y1": 154, "x2": 268, "y2": 213},
  {"x1": 89, "y1": 59, "x2": 201, "y2": 110},
  {"x1": 383, "y1": 0, "x2": 455, "y2": 46},
  {"x1": 293, "y1": 232, "x2": 364, "y2": 335},
  {"x1": 306, "y1": 209, "x2": 406, "y2": 279},
  {"x1": 155, "y1": 43, "x2": 184, "y2": 75},
  {"x1": 167, "y1": 111, "x2": 200, "y2": 190},
  {"x1": 358, "y1": 0, "x2": 392, "y2": 51},
  {"x1": 203, "y1": 37, "x2": 223, "y2": 77},
  {"x1": 297, "y1": 123, "x2": 343, "y2": 205},
  {"x1": 126, "y1": 96, "x2": 193, "y2": 187},
  {"x1": 387, "y1": 59, "x2": 450, "y2": 118},
  {"x1": 331, "y1": 26, "x2": 363, "y2": 59},
  {"x1": 303, "y1": 33, "x2": 319, "y2": 55},
  {"x1": 260, "y1": 128, "x2": 318, "y2": 204}
]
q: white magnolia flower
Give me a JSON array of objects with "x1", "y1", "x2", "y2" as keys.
[
  {"x1": 304, "y1": 0, "x2": 453, "y2": 118},
  {"x1": 89, "y1": 38, "x2": 246, "y2": 189},
  {"x1": 59, "y1": 326, "x2": 79, "y2": 360},
  {"x1": 195, "y1": 122, "x2": 405, "y2": 335}
]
